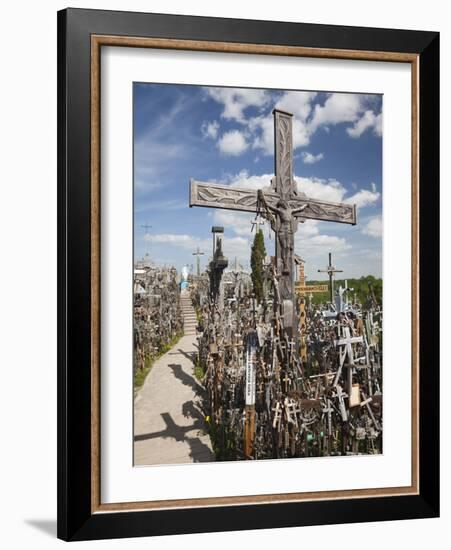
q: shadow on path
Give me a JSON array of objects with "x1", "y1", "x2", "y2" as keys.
[
  {"x1": 187, "y1": 437, "x2": 215, "y2": 462},
  {"x1": 168, "y1": 363, "x2": 204, "y2": 395},
  {"x1": 177, "y1": 348, "x2": 197, "y2": 363},
  {"x1": 134, "y1": 406, "x2": 205, "y2": 444}
]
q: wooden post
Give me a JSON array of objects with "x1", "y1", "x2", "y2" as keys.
[
  {"x1": 299, "y1": 298, "x2": 307, "y2": 361},
  {"x1": 244, "y1": 331, "x2": 258, "y2": 458},
  {"x1": 244, "y1": 405, "x2": 256, "y2": 458}
]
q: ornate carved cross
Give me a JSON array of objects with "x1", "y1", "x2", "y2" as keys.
[{"x1": 189, "y1": 109, "x2": 357, "y2": 337}]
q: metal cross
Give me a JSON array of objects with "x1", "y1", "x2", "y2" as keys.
[
  {"x1": 141, "y1": 222, "x2": 152, "y2": 258},
  {"x1": 189, "y1": 109, "x2": 356, "y2": 339},
  {"x1": 333, "y1": 326, "x2": 364, "y2": 392},
  {"x1": 318, "y1": 252, "x2": 343, "y2": 303},
  {"x1": 192, "y1": 246, "x2": 205, "y2": 277}
]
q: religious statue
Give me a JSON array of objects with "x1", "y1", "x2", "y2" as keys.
[{"x1": 257, "y1": 191, "x2": 307, "y2": 275}]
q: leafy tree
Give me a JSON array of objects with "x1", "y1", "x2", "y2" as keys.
[
  {"x1": 306, "y1": 276, "x2": 383, "y2": 305},
  {"x1": 250, "y1": 229, "x2": 266, "y2": 303}
]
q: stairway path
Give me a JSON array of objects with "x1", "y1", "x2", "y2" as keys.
[{"x1": 133, "y1": 291, "x2": 214, "y2": 465}]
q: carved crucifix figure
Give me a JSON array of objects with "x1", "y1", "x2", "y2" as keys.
[
  {"x1": 189, "y1": 109, "x2": 357, "y2": 340},
  {"x1": 261, "y1": 197, "x2": 307, "y2": 275}
]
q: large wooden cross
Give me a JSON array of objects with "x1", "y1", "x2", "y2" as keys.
[{"x1": 189, "y1": 109, "x2": 357, "y2": 336}]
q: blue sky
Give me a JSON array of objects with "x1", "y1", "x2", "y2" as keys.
[{"x1": 134, "y1": 83, "x2": 382, "y2": 280}]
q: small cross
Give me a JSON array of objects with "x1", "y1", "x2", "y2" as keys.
[{"x1": 318, "y1": 252, "x2": 343, "y2": 303}]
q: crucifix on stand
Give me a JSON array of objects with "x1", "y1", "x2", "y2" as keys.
[
  {"x1": 318, "y1": 252, "x2": 343, "y2": 304},
  {"x1": 141, "y1": 222, "x2": 152, "y2": 260},
  {"x1": 192, "y1": 246, "x2": 205, "y2": 277},
  {"x1": 189, "y1": 109, "x2": 357, "y2": 459},
  {"x1": 190, "y1": 109, "x2": 357, "y2": 342}
]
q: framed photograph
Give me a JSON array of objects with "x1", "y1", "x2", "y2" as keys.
[{"x1": 57, "y1": 8, "x2": 439, "y2": 541}]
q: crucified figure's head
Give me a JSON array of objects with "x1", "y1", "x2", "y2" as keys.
[{"x1": 277, "y1": 199, "x2": 289, "y2": 210}]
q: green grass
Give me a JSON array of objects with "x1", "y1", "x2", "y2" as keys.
[
  {"x1": 193, "y1": 364, "x2": 205, "y2": 382},
  {"x1": 134, "y1": 332, "x2": 183, "y2": 391},
  {"x1": 193, "y1": 352, "x2": 205, "y2": 382},
  {"x1": 194, "y1": 305, "x2": 203, "y2": 325}
]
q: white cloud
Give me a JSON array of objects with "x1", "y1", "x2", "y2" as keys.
[
  {"x1": 206, "y1": 88, "x2": 269, "y2": 122},
  {"x1": 309, "y1": 93, "x2": 382, "y2": 140},
  {"x1": 145, "y1": 233, "x2": 200, "y2": 246},
  {"x1": 310, "y1": 93, "x2": 362, "y2": 132},
  {"x1": 248, "y1": 114, "x2": 276, "y2": 154},
  {"x1": 218, "y1": 130, "x2": 249, "y2": 156},
  {"x1": 201, "y1": 120, "x2": 219, "y2": 139},
  {"x1": 300, "y1": 151, "x2": 324, "y2": 164},
  {"x1": 145, "y1": 232, "x2": 252, "y2": 265},
  {"x1": 296, "y1": 176, "x2": 346, "y2": 203},
  {"x1": 294, "y1": 221, "x2": 351, "y2": 258},
  {"x1": 206, "y1": 89, "x2": 381, "y2": 156},
  {"x1": 362, "y1": 216, "x2": 383, "y2": 238},
  {"x1": 296, "y1": 234, "x2": 351, "y2": 255},
  {"x1": 247, "y1": 91, "x2": 316, "y2": 154},
  {"x1": 276, "y1": 91, "x2": 317, "y2": 122},
  {"x1": 347, "y1": 110, "x2": 382, "y2": 138},
  {"x1": 249, "y1": 113, "x2": 311, "y2": 154},
  {"x1": 228, "y1": 170, "x2": 272, "y2": 190},
  {"x1": 295, "y1": 219, "x2": 322, "y2": 238},
  {"x1": 213, "y1": 210, "x2": 257, "y2": 237},
  {"x1": 224, "y1": 171, "x2": 379, "y2": 209},
  {"x1": 275, "y1": 91, "x2": 317, "y2": 150},
  {"x1": 346, "y1": 188, "x2": 380, "y2": 209}
]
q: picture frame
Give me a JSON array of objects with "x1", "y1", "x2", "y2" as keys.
[{"x1": 57, "y1": 7, "x2": 439, "y2": 541}]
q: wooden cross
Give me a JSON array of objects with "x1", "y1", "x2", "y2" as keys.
[
  {"x1": 251, "y1": 216, "x2": 266, "y2": 234},
  {"x1": 141, "y1": 222, "x2": 152, "y2": 257},
  {"x1": 189, "y1": 109, "x2": 356, "y2": 337},
  {"x1": 192, "y1": 246, "x2": 205, "y2": 277},
  {"x1": 334, "y1": 326, "x2": 364, "y2": 368},
  {"x1": 333, "y1": 326, "x2": 364, "y2": 393},
  {"x1": 295, "y1": 282, "x2": 329, "y2": 296},
  {"x1": 318, "y1": 252, "x2": 343, "y2": 303},
  {"x1": 294, "y1": 255, "x2": 306, "y2": 285},
  {"x1": 282, "y1": 371, "x2": 292, "y2": 392}
]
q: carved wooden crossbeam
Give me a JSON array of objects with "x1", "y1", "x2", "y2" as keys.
[{"x1": 189, "y1": 179, "x2": 357, "y2": 225}]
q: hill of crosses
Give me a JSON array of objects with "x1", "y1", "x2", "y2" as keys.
[{"x1": 133, "y1": 110, "x2": 382, "y2": 462}]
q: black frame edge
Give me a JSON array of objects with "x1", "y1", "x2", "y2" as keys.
[
  {"x1": 57, "y1": 8, "x2": 68, "y2": 542},
  {"x1": 418, "y1": 32, "x2": 440, "y2": 516}
]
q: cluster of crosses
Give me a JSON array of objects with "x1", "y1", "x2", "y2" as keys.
[
  {"x1": 133, "y1": 265, "x2": 183, "y2": 377},
  {"x1": 188, "y1": 110, "x2": 382, "y2": 460}
]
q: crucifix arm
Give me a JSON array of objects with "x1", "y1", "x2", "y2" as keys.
[
  {"x1": 190, "y1": 179, "x2": 260, "y2": 213},
  {"x1": 292, "y1": 199, "x2": 357, "y2": 225},
  {"x1": 292, "y1": 204, "x2": 308, "y2": 215},
  {"x1": 190, "y1": 179, "x2": 357, "y2": 225}
]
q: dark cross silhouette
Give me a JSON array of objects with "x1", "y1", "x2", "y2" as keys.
[{"x1": 209, "y1": 226, "x2": 228, "y2": 307}]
